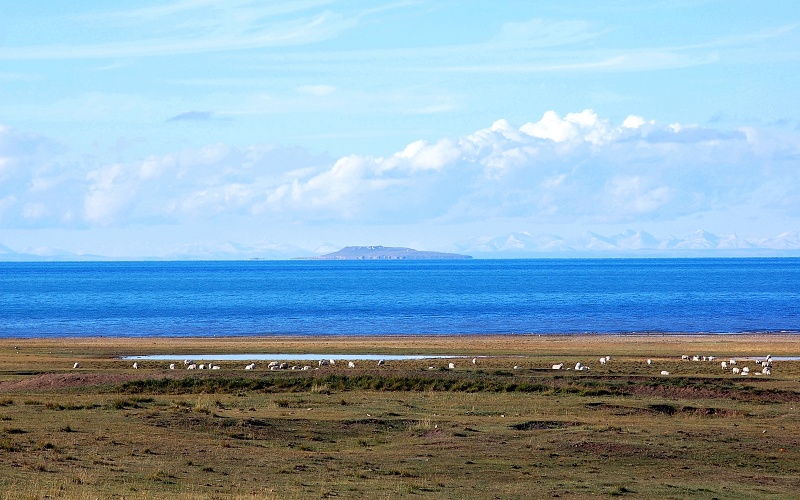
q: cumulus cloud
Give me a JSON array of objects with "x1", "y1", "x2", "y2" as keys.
[{"x1": 1, "y1": 111, "x2": 798, "y2": 230}]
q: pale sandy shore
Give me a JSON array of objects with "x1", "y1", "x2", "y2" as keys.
[{"x1": 0, "y1": 333, "x2": 797, "y2": 358}]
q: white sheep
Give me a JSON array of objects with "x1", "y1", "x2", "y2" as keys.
[
  {"x1": 245, "y1": 363, "x2": 255, "y2": 370},
  {"x1": 302, "y1": 365, "x2": 312, "y2": 371},
  {"x1": 599, "y1": 357, "x2": 607, "y2": 365},
  {"x1": 187, "y1": 364, "x2": 196, "y2": 370},
  {"x1": 729, "y1": 359, "x2": 737, "y2": 365},
  {"x1": 660, "y1": 370, "x2": 670, "y2": 376},
  {"x1": 211, "y1": 365, "x2": 220, "y2": 370},
  {"x1": 575, "y1": 362, "x2": 583, "y2": 371},
  {"x1": 762, "y1": 367, "x2": 772, "y2": 375},
  {"x1": 681, "y1": 355, "x2": 689, "y2": 360},
  {"x1": 646, "y1": 359, "x2": 652, "y2": 365},
  {"x1": 318, "y1": 359, "x2": 328, "y2": 366},
  {"x1": 268, "y1": 361, "x2": 279, "y2": 368},
  {"x1": 513, "y1": 365, "x2": 520, "y2": 370},
  {"x1": 448, "y1": 362, "x2": 455, "y2": 369},
  {"x1": 329, "y1": 359, "x2": 336, "y2": 366},
  {"x1": 732, "y1": 367, "x2": 740, "y2": 374},
  {"x1": 741, "y1": 367, "x2": 750, "y2": 374},
  {"x1": 348, "y1": 361, "x2": 355, "y2": 368},
  {"x1": 721, "y1": 361, "x2": 727, "y2": 369},
  {"x1": 692, "y1": 355, "x2": 701, "y2": 361},
  {"x1": 198, "y1": 364, "x2": 205, "y2": 370},
  {"x1": 183, "y1": 359, "x2": 193, "y2": 366},
  {"x1": 169, "y1": 363, "x2": 175, "y2": 370},
  {"x1": 552, "y1": 363, "x2": 564, "y2": 370},
  {"x1": 72, "y1": 362, "x2": 80, "y2": 369},
  {"x1": 377, "y1": 359, "x2": 385, "y2": 366},
  {"x1": 472, "y1": 357, "x2": 477, "y2": 365},
  {"x1": 132, "y1": 362, "x2": 138, "y2": 369}
]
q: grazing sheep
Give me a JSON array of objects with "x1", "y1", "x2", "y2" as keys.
[
  {"x1": 187, "y1": 364, "x2": 197, "y2": 370},
  {"x1": 184, "y1": 359, "x2": 193, "y2": 366},
  {"x1": 302, "y1": 365, "x2": 312, "y2": 371},
  {"x1": 646, "y1": 359, "x2": 652, "y2": 365},
  {"x1": 708, "y1": 356, "x2": 715, "y2": 361},
  {"x1": 762, "y1": 367, "x2": 772, "y2": 375},
  {"x1": 729, "y1": 359, "x2": 737, "y2": 365},
  {"x1": 660, "y1": 370, "x2": 670, "y2": 376},
  {"x1": 132, "y1": 362, "x2": 138, "y2": 369},
  {"x1": 575, "y1": 362, "x2": 583, "y2": 371},
  {"x1": 377, "y1": 359, "x2": 385, "y2": 366},
  {"x1": 348, "y1": 361, "x2": 355, "y2": 368},
  {"x1": 513, "y1": 365, "x2": 520, "y2": 370},
  {"x1": 268, "y1": 361, "x2": 279, "y2": 368},
  {"x1": 552, "y1": 363, "x2": 564, "y2": 370},
  {"x1": 692, "y1": 355, "x2": 701, "y2": 361},
  {"x1": 428, "y1": 366, "x2": 435, "y2": 370},
  {"x1": 169, "y1": 363, "x2": 175, "y2": 370},
  {"x1": 472, "y1": 357, "x2": 477, "y2": 365},
  {"x1": 448, "y1": 362, "x2": 455, "y2": 369},
  {"x1": 741, "y1": 366, "x2": 750, "y2": 374},
  {"x1": 279, "y1": 362, "x2": 288, "y2": 370},
  {"x1": 732, "y1": 367, "x2": 740, "y2": 374},
  {"x1": 721, "y1": 361, "x2": 727, "y2": 369},
  {"x1": 211, "y1": 365, "x2": 220, "y2": 370},
  {"x1": 245, "y1": 363, "x2": 255, "y2": 370},
  {"x1": 72, "y1": 362, "x2": 80, "y2": 369},
  {"x1": 681, "y1": 355, "x2": 689, "y2": 360},
  {"x1": 318, "y1": 359, "x2": 329, "y2": 367},
  {"x1": 599, "y1": 357, "x2": 607, "y2": 365},
  {"x1": 329, "y1": 359, "x2": 336, "y2": 366},
  {"x1": 199, "y1": 364, "x2": 205, "y2": 370}
]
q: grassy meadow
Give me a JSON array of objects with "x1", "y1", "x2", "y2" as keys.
[{"x1": 0, "y1": 334, "x2": 798, "y2": 499}]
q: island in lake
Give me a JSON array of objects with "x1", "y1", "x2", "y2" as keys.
[{"x1": 306, "y1": 245, "x2": 472, "y2": 260}]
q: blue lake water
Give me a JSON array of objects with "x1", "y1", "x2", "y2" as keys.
[{"x1": 1, "y1": 259, "x2": 799, "y2": 338}]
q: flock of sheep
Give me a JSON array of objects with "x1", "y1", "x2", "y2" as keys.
[
  {"x1": 548, "y1": 353, "x2": 776, "y2": 377},
  {"x1": 71, "y1": 354, "x2": 777, "y2": 376}
]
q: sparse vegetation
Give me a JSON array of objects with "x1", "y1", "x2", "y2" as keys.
[{"x1": 0, "y1": 334, "x2": 797, "y2": 498}]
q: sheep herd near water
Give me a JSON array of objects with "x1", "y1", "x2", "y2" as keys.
[{"x1": 72, "y1": 353, "x2": 779, "y2": 377}]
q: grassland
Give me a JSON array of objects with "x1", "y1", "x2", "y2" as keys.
[{"x1": 0, "y1": 334, "x2": 798, "y2": 499}]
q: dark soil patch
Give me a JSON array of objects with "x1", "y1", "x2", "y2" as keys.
[{"x1": 511, "y1": 420, "x2": 580, "y2": 431}]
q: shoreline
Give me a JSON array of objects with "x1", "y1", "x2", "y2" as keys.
[{"x1": 1, "y1": 332, "x2": 798, "y2": 358}]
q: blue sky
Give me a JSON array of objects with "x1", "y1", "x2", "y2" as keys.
[{"x1": 1, "y1": 1, "x2": 799, "y2": 257}]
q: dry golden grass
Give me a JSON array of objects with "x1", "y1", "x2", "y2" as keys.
[{"x1": 0, "y1": 334, "x2": 797, "y2": 499}]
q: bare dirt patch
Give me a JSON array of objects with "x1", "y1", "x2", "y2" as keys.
[{"x1": 0, "y1": 373, "x2": 144, "y2": 392}]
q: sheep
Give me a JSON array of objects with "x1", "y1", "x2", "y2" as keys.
[
  {"x1": 472, "y1": 358, "x2": 477, "y2": 365},
  {"x1": 605, "y1": 356, "x2": 611, "y2": 362},
  {"x1": 762, "y1": 367, "x2": 772, "y2": 375},
  {"x1": 721, "y1": 361, "x2": 727, "y2": 369},
  {"x1": 72, "y1": 362, "x2": 80, "y2": 369},
  {"x1": 681, "y1": 355, "x2": 689, "y2": 360},
  {"x1": 268, "y1": 361, "x2": 279, "y2": 368},
  {"x1": 660, "y1": 370, "x2": 670, "y2": 376},
  {"x1": 270, "y1": 365, "x2": 281, "y2": 371},
  {"x1": 302, "y1": 365, "x2": 312, "y2": 371},
  {"x1": 211, "y1": 365, "x2": 221, "y2": 370},
  {"x1": 318, "y1": 359, "x2": 329, "y2": 367},
  {"x1": 207, "y1": 363, "x2": 216, "y2": 370},
  {"x1": 244, "y1": 363, "x2": 255, "y2": 370},
  {"x1": 187, "y1": 363, "x2": 197, "y2": 370},
  {"x1": 513, "y1": 365, "x2": 521, "y2": 370},
  {"x1": 169, "y1": 363, "x2": 175, "y2": 370},
  {"x1": 599, "y1": 357, "x2": 607, "y2": 365},
  {"x1": 279, "y1": 362, "x2": 288, "y2": 370},
  {"x1": 741, "y1": 366, "x2": 750, "y2": 374},
  {"x1": 552, "y1": 363, "x2": 564, "y2": 370},
  {"x1": 348, "y1": 361, "x2": 355, "y2": 368},
  {"x1": 183, "y1": 359, "x2": 193, "y2": 366},
  {"x1": 448, "y1": 362, "x2": 455, "y2": 369},
  {"x1": 574, "y1": 362, "x2": 583, "y2": 371},
  {"x1": 646, "y1": 359, "x2": 652, "y2": 365},
  {"x1": 708, "y1": 356, "x2": 715, "y2": 361},
  {"x1": 692, "y1": 355, "x2": 701, "y2": 361},
  {"x1": 198, "y1": 364, "x2": 205, "y2": 370},
  {"x1": 428, "y1": 366, "x2": 435, "y2": 370},
  {"x1": 329, "y1": 359, "x2": 336, "y2": 366},
  {"x1": 132, "y1": 362, "x2": 138, "y2": 369},
  {"x1": 729, "y1": 359, "x2": 737, "y2": 365},
  {"x1": 732, "y1": 367, "x2": 740, "y2": 374},
  {"x1": 377, "y1": 359, "x2": 385, "y2": 366}
]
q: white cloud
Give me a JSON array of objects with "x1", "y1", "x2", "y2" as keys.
[{"x1": 0, "y1": 111, "x2": 798, "y2": 230}]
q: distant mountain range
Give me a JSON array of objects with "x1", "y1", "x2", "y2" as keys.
[
  {"x1": 455, "y1": 230, "x2": 800, "y2": 257},
  {"x1": 1, "y1": 230, "x2": 799, "y2": 261}
]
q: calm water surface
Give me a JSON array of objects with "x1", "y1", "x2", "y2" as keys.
[{"x1": 1, "y1": 259, "x2": 799, "y2": 338}]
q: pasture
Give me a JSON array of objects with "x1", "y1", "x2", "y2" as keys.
[{"x1": 0, "y1": 334, "x2": 798, "y2": 499}]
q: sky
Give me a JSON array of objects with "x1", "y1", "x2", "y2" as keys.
[{"x1": 1, "y1": 0, "x2": 799, "y2": 258}]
